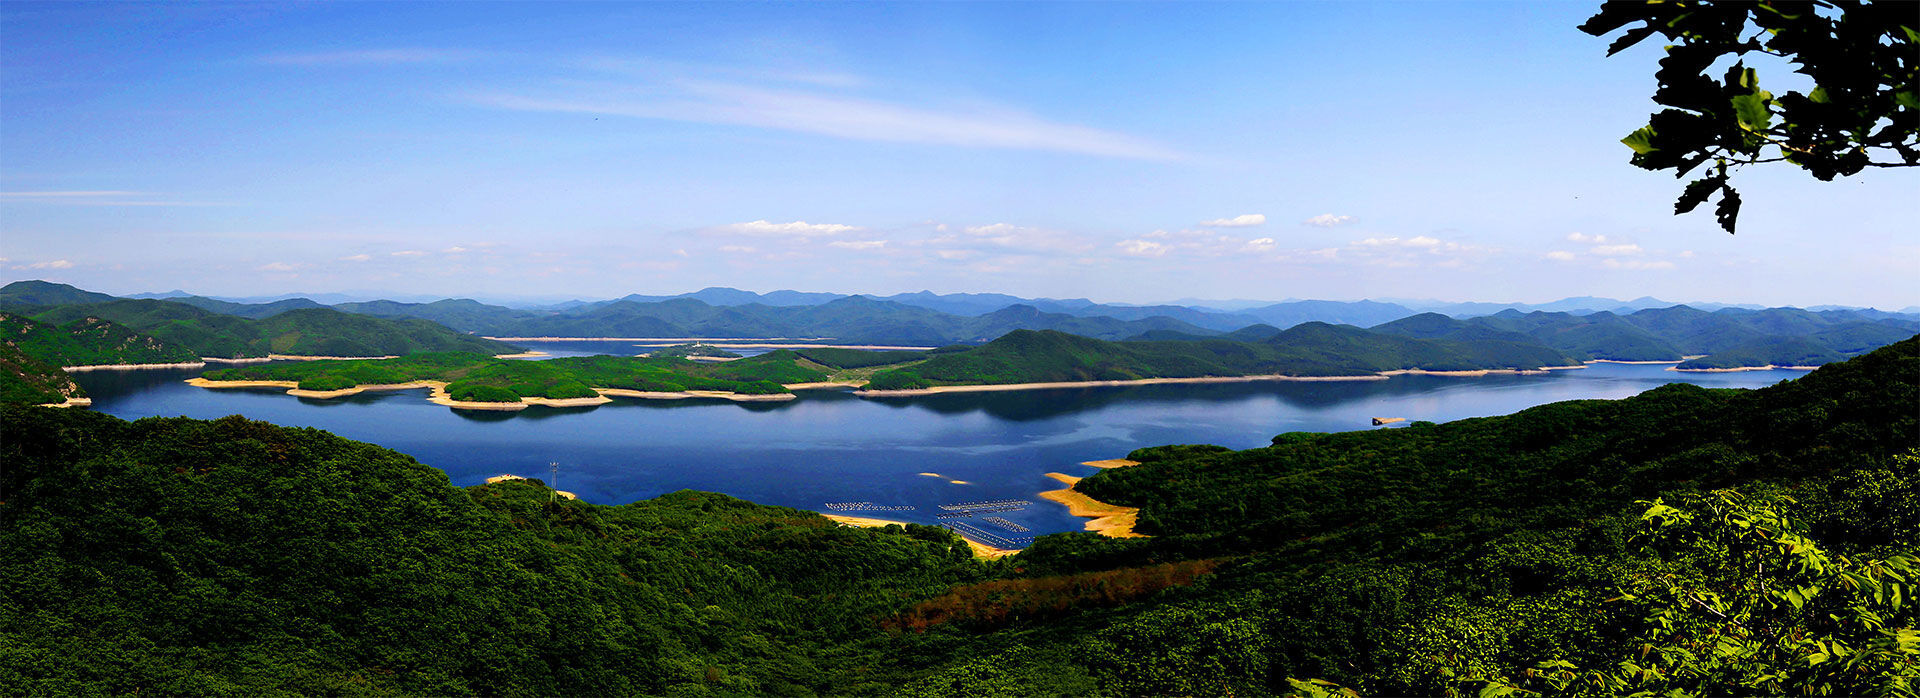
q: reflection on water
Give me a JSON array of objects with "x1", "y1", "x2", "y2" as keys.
[{"x1": 71, "y1": 362, "x2": 1799, "y2": 544}]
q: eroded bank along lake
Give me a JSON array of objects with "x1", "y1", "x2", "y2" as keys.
[{"x1": 74, "y1": 345, "x2": 1800, "y2": 547}]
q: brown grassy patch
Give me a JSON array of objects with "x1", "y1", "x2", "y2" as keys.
[{"x1": 883, "y1": 558, "x2": 1226, "y2": 632}]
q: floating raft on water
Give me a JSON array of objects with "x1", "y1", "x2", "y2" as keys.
[
  {"x1": 821, "y1": 502, "x2": 917, "y2": 513},
  {"x1": 943, "y1": 521, "x2": 1034, "y2": 549}
]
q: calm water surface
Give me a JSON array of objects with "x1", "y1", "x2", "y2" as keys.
[{"x1": 74, "y1": 351, "x2": 1800, "y2": 545}]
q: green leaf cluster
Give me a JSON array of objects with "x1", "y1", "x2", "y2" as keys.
[{"x1": 1580, "y1": 0, "x2": 1919, "y2": 232}]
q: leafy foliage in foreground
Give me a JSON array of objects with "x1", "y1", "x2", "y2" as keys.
[
  {"x1": 201, "y1": 351, "x2": 831, "y2": 400},
  {"x1": 1434, "y1": 490, "x2": 1919, "y2": 698},
  {"x1": 1580, "y1": 0, "x2": 1919, "y2": 233},
  {"x1": 0, "y1": 406, "x2": 983, "y2": 696}
]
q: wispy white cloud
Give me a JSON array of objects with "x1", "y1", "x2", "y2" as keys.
[
  {"x1": 340, "y1": 254, "x2": 372, "y2": 262},
  {"x1": 391, "y1": 250, "x2": 428, "y2": 257},
  {"x1": 1589, "y1": 243, "x2": 1643, "y2": 257},
  {"x1": 718, "y1": 244, "x2": 757, "y2": 254},
  {"x1": 443, "y1": 246, "x2": 468, "y2": 253},
  {"x1": 711, "y1": 219, "x2": 858, "y2": 237},
  {"x1": 828, "y1": 240, "x2": 887, "y2": 250},
  {"x1": 1241, "y1": 237, "x2": 1277, "y2": 252},
  {"x1": 1544, "y1": 250, "x2": 1577, "y2": 261},
  {"x1": 1199, "y1": 214, "x2": 1265, "y2": 228},
  {"x1": 1354, "y1": 236, "x2": 1442, "y2": 248},
  {"x1": 467, "y1": 73, "x2": 1181, "y2": 160},
  {"x1": 1602, "y1": 258, "x2": 1675, "y2": 270},
  {"x1": 261, "y1": 49, "x2": 475, "y2": 66},
  {"x1": 1566, "y1": 232, "x2": 1609, "y2": 244},
  {"x1": 26, "y1": 259, "x2": 74, "y2": 269},
  {"x1": 1303, "y1": 213, "x2": 1355, "y2": 227},
  {"x1": 258, "y1": 262, "x2": 297, "y2": 272},
  {"x1": 1116, "y1": 239, "x2": 1171, "y2": 257}
]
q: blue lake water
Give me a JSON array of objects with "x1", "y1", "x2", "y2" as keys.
[{"x1": 72, "y1": 352, "x2": 1801, "y2": 546}]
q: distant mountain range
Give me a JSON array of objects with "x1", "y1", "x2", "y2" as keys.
[{"x1": 3, "y1": 279, "x2": 1914, "y2": 372}]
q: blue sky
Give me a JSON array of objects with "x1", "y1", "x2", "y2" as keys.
[{"x1": 2, "y1": 2, "x2": 1912, "y2": 307}]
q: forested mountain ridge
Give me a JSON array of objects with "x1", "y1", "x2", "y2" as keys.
[
  {"x1": 865, "y1": 327, "x2": 1584, "y2": 390},
  {"x1": 1371, "y1": 306, "x2": 1919, "y2": 366},
  {"x1": 0, "y1": 312, "x2": 201, "y2": 367},
  {"x1": 0, "y1": 341, "x2": 83, "y2": 406},
  {"x1": 7, "y1": 281, "x2": 1913, "y2": 368},
  {"x1": 11, "y1": 299, "x2": 521, "y2": 360}
]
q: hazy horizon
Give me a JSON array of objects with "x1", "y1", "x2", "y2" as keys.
[{"x1": 3, "y1": 2, "x2": 1913, "y2": 308}]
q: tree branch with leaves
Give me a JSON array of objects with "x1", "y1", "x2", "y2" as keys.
[{"x1": 1580, "y1": 0, "x2": 1918, "y2": 233}]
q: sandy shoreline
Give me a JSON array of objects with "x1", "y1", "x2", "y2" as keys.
[
  {"x1": 40, "y1": 396, "x2": 94, "y2": 408},
  {"x1": 189, "y1": 377, "x2": 803, "y2": 407},
  {"x1": 201, "y1": 356, "x2": 273, "y2": 364},
  {"x1": 1038, "y1": 472, "x2": 1144, "y2": 538},
  {"x1": 1081, "y1": 459, "x2": 1140, "y2": 469},
  {"x1": 823, "y1": 514, "x2": 1016, "y2": 558},
  {"x1": 1669, "y1": 364, "x2": 1819, "y2": 373},
  {"x1": 63, "y1": 361, "x2": 207, "y2": 372},
  {"x1": 491, "y1": 351, "x2": 551, "y2": 359}
]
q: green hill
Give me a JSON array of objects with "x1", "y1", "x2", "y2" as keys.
[
  {"x1": 0, "y1": 312, "x2": 200, "y2": 367},
  {"x1": 0, "y1": 341, "x2": 83, "y2": 405},
  {"x1": 0, "y1": 280, "x2": 118, "y2": 307},
  {"x1": 201, "y1": 351, "x2": 831, "y2": 401},
  {"x1": 866, "y1": 327, "x2": 1583, "y2": 390},
  {"x1": 0, "y1": 406, "x2": 979, "y2": 696},
  {"x1": 27, "y1": 300, "x2": 521, "y2": 359},
  {"x1": 1391, "y1": 306, "x2": 1919, "y2": 367}
]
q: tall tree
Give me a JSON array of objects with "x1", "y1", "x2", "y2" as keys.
[{"x1": 1580, "y1": 1, "x2": 1918, "y2": 233}]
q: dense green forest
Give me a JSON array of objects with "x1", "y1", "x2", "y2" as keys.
[
  {"x1": 866, "y1": 327, "x2": 1582, "y2": 390},
  {"x1": 0, "y1": 340, "x2": 82, "y2": 405},
  {"x1": 11, "y1": 300, "x2": 521, "y2": 360},
  {"x1": 1374, "y1": 307, "x2": 1920, "y2": 365},
  {"x1": 0, "y1": 312, "x2": 201, "y2": 367},
  {"x1": 0, "y1": 406, "x2": 984, "y2": 696},
  {"x1": 201, "y1": 351, "x2": 832, "y2": 401},
  {"x1": 4, "y1": 335, "x2": 1913, "y2": 696},
  {"x1": 647, "y1": 343, "x2": 745, "y2": 359}
]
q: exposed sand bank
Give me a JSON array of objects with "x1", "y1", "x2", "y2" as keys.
[
  {"x1": 1585, "y1": 358, "x2": 1682, "y2": 365},
  {"x1": 784, "y1": 381, "x2": 864, "y2": 390},
  {"x1": 823, "y1": 514, "x2": 1016, "y2": 558},
  {"x1": 491, "y1": 351, "x2": 550, "y2": 359},
  {"x1": 1039, "y1": 472, "x2": 1145, "y2": 539},
  {"x1": 1081, "y1": 459, "x2": 1140, "y2": 469},
  {"x1": 191, "y1": 376, "x2": 800, "y2": 407},
  {"x1": 63, "y1": 361, "x2": 207, "y2": 372},
  {"x1": 201, "y1": 356, "x2": 274, "y2": 365},
  {"x1": 41, "y1": 396, "x2": 94, "y2": 408},
  {"x1": 855, "y1": 373, "x2": 1388, "y2": 397},
  {"x1": 482, "y1": 474, "x2": 577, "y2": 499},
  {"x1": 1668, "y1": 364, "x2": 1819, "y2": 373},
  {"x1": 596, "y1": 388, "x2": 797, "y2": 402}
]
